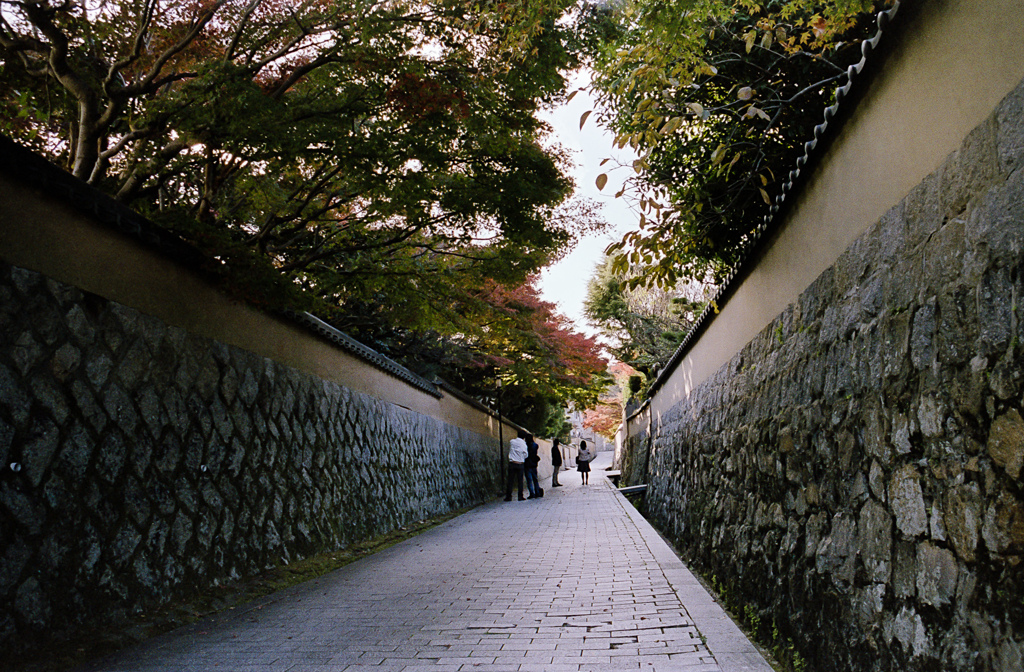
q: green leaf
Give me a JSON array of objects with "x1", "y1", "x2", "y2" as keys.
[
  {"x1": 711, "y1": 144, "x2": 727, "y2": 166},
  {"x1": 661, "y1": 116, "x2": 684, "y2": 135}
]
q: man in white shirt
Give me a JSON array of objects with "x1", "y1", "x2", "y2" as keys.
[{"x1": 504, "y1": 431, "x2": 529, "y2": 501}]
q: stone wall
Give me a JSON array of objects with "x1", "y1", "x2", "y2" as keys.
[
  {"x1": 630, "y1": 78, "x2": 1024, "y2": 670},
  {"x1": 0, "y1": 262, "x2": 501, "y2": 663}
]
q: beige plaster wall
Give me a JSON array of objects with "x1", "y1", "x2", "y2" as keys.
[
  {"x1": 650, "y1": 0, "x2": 1024, "y2": 420},
  {"x1": 0, "y1": 173, "x2": 510, "y2": 442}
]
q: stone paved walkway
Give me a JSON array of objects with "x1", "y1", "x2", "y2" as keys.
[{"x1": 74, "y1": 453, "x2": 773, "y2": 672}]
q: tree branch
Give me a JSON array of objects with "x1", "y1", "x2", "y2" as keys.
[
  {"x1": 124, "y1": 0, "x2": 229, "y2": 97},
  {"x1": 225, "y1": 0, "x2": 264, "y2": 62}
]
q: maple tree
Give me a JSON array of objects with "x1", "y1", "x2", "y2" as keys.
[
  {"x1": 582, "y1": 403, "x2": 619, "y2": 439},
  {"x1": 0, "y1": 0, "x2": 603, "y2": 317},
  {"x1": 580, "y1": 362, "x2": 638, "y2": 440},
  {"x1": 458, "y1": 276, "x2": 608, "y2": 431},
  {"x1": 337, "y1": 275, "x2": 608, "y2": 433}
]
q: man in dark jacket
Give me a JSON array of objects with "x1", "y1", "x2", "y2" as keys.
[
  {"x1": 524, "y1": 435, "x2": 541, "y2": 498},
  {"x1": 551, "y1": 438, "x2": 563, "y2": 487}
]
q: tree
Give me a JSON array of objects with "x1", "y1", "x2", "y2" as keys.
[
  {"x1": 0, "y1": 0, "x2": 603, "y2": 318},
  {"x1": 585, "y1": 0, "x2": 891, "y2": 288},
  {"x1": 581, "y1": 360, "x2": 637, "y2": 438},
  {"x1": 584, "y1": 253, "x2": 704, "y2": 378},
  {"x1": 464, "y1": 276, "x2": 609, "y2": 429},
  {"x1": 341, "y1": 275, "x2": 609, "y2": 433}
]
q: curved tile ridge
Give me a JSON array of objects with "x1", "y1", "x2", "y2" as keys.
[
  {"x1": 644, "y1": 1, "x2": 902, "y2": 403},
  {"x1": 287, "y1": 311, "x2": 443, "y2": 398}
]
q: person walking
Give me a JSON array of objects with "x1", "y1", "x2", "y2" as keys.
[
  {"x1": 504, "y1": 431, "x2": 529, "y2": 501},
  {"x1": 576, "y1": 440, "x2": 594, "y2": 485},
  {"x1": 524, "y1": 434, "x2": 541, "y2": 498},
  {"x1": 551, "y1": 438, "x2": 563, "y2": 487}
]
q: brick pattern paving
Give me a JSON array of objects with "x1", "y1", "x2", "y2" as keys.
[{"x1": 76, "y1": 455, "x2": 770, "y2": 671}]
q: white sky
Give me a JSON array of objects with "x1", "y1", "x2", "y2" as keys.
[{"x1": 537, "y1": 71, "x2": 638, "y2": 337}]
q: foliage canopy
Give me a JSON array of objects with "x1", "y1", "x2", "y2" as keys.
[
  {"x1": 347, "y1": 275, "x2": 608, "y2": 432},
  {"x1": 584, "y1": 253, "x2": 703, "y2": 379},
  {"x1": 0, "y1": 0, "x2": 603, "y2": 308},
  {"x1": 586, "y1": 0, "x2": 892, "y2": 288}
]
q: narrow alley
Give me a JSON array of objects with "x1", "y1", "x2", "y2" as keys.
[{"x1": 74, "y1": 453, "x2": 772, "y2": 672}]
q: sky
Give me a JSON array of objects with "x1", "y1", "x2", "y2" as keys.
[{"x1": 536, "y1": 71, "x2": 638, "y2": 337}]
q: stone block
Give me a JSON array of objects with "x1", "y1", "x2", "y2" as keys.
[
  {"x1": 0, "y1": 538, "x2": 31, "y2": 597},
  {"x1": 863, "y1": 402, "x2": 889, "y2": 465},
  {"x1": 884, "y1": 606, "x2": 931, "y2": 660},
  {"x1": 996, "y1": 76, "x2": 1024, "y2": 175},
  {"x1": 917, "y1": 395, "x2": 946, "y2": 440},
  {"x1": 0, "y1": 417, "x2": 12, "y2": 472},
  {"x1": 816, "y1": 512, "x2": 858, "y2": 589},
  {"x1": 95, "y1": 431, "x2": 127, "y2": 484},
  {"x1": 855, "y1": 583, "x2": 886, "y2": 629},
  {"x1": 903, "y1": 172, "x2": 943, "y2": 250},
  {"x1": 145, "y1": 516, "x2": 170, "y2": 557},
  {"x1": 869, "y1": 461, "x2": 887, "y2": 502},
  {"x1": 10, "y1": 331, "x2": 42, "y2": 378},
  {"x1": 84, "y1": 351, "x2": 112, "y2": 388},
  {"x1": 103, "y1": 383, "x2": 138, "y2": 436},
  {"x1": 888, "y1": 464, "x2": 928, "y2": 538},
  {"x1": 170, "y1": 512, "x2": 193, "y2": 556},
  {"x1": 13, "y1": 577, "x2": 51, "y2": 628},
  {"x1": 923, "y1": 218, "x2": 970, "y2": 288},
  {"x1": 986, "y1": 409, "x2": 1024, "y2": 480},
  {"x1": 936, "y1": 286, "x2": 977, "y2": 365},
  {"x1": 994, "y1": 637, "x2": 1023, "y2": 672},
  {"x1": 981, "y1": 491, "x2": 1024, "y2": 554},
  {"x1": 944, "y1": 483, "x2": 981, "y2": 562},
  {"x1": 115, "y1": 338, "x2": 152, "y2": 390},
  {"x1": 888, "y1": 413, "x2": 913, "y2": 456},
  {"x1": 0, "y1": 363, "x2": 30, "y2": 426},
  {"x1": 64, "y1": 304, "x2": 96, "y2": 344},
  {"x1": 977, "y1": 264, "x2": 1015, "y2": 358},
  {"x1": 137, "y1": 385, "x2": 164, "y2": 439},
  {"x1": 910, "y1": 301, "x2": 936, "y2": 370},
  {"x1": 21, "y1": 415, "x2": 59, "y2": 488},
  {"x1": 859, "y1": 499, "x2": 893, "y2": 583},
  {"x1": 50, "y1": 342, "x2": 80, "y2": 383},
  {"x1": 929, "y1": 503, "x2": 946, "y2": 542},
  {"x1": 940, "y1": 116, "x2": 1000, "y2": 217},
  {"x1": 30, "y1": 297, "x2": 66, "y2": 348},
  {"x1": 967, "y1": 167, "x2": 1024, "y2": 262},
  {"x1": 123, "y1": 477, "x2": 151, "y2": 527},
  {"x1": 916, "y1": 542, "x2": 958, "y2": 607}
]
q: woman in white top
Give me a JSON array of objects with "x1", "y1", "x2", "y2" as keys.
[{"x1": 576, "y1": 440, "x2": 594, "y2": 485}]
